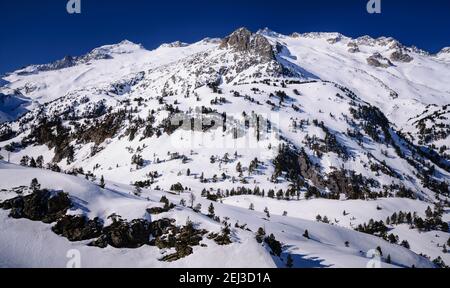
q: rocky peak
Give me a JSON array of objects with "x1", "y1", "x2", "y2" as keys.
[
  {"x1": 438, "y1": 47, "x2": 450, "y2": 55},
  {"x1": 219, "y1": 27, "x2": 275, "y2": 61},
  {"x1": 256, "y1": 27, "x2": 282, "y2": 38},
  {"x1": 159, "y1": 41, "x2": 189, "y2": 48}
]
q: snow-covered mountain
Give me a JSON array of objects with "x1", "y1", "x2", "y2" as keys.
[{"x1": 0, "y1": 27, "x2": 449, "y2": 268}]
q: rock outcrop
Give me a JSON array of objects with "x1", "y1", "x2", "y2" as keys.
[
  {"x1": 390, "y1": 50, "x2": 414, "y2": 63},
  {"x1": 219, "y1": 27, "x2": 275, "y2": 61},
  {"x1": 52, "y1": 215, "x2": 104, "y2": 241},
  {"x1": 0, "y1": 190, "x2": 71, "y2": 223},
  {"x1": 367, "y1": 53, "x2": 394, "y2": 68}
]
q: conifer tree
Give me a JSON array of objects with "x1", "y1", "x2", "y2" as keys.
[
  {"x1": 236, "y1": 162, "x2": 243, "y2": 177},
  {"x1": 400, "y1": 240, "x2": 410, "y2": 249},
  {"x1": 29, "y1": 157, "x2": 37, "y2": 168},
  {"x1": 303, "y1": 230, "x2": 310, "y2": 239},
  {"x1": 133, "y1": 185, "x2": 142, "y2": 197},
  {"x1": 36, "y1": 156, "x2": 44, "y2": 168},
  {"x1": 208, "y1": 203, "x2": 215, "y2": 218},
  {"x1": 256, "y1": 227, "x2": 266, "y2": 243},
  {"x1": 286, "y1": 254, "x2": 294, "y2": 268},
  {"x1": 425, "y1": 206, "x2": 433, "y2": 218},
  {"x1": 189, "y1": 192, "x2": 196, "y2": 208},
  {"x1": 100, "y1": 175, "x2": 105, "y2": 188},
  {"x1": 264, "y1": 207, "x2": 270, "y2": 218},
  {"x1": 194, "y1": 203, "x2": 202, "y2": 213},
  {"x1": 30, "y1": 178, "x2": 40, "y2": 192}
]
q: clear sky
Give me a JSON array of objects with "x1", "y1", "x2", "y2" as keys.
[{"x1": 1, "y1": 0, "x2": 449, "y2": 74}]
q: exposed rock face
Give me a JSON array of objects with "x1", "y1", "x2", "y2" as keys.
[
  {"x1": 52, "y1": 215, "x2": 103, "y2": 241},
  {"x1": 159, "y1": 41, "x2": 189, "y2": 48},
  {"x1": 219, "y1": 27, "x2": 275, "y2": 61},
  {"x1": 367, "y1": 53, "x2": 394, "y2": 68},
  {"x1": 390, "y1": 50, "x2": 414, "y2": 63},
  {"x1": 0, "y1": 190, "x2": 71, "y2": 223},
  {"x1": 157, "y1": 222, "x2": 208, "y2": 262},
  {"x1": 327, "y1": 36, "x2": 341, "y2": 44},
  {"x1": 347, "y1": 42, "x2": 360, "y2": 53},
  {"x1": 438, "y1": 47, "x2": 450, "y2": 55},
  {"x1": 89, "y1": 218, "x2": 153, "y2": 249}
]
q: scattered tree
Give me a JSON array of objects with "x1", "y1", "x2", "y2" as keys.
[
  {"x1": 189, "y1": 192, "x2": 196, "y2": 208},
  {"x1": 264, "y1": 207, "x2": 270, "y2": 218},
  {"x1": 208, "y1": 203, "x2": 215, "y2": 218},
  {"x1": 99, "y1": 175, "x2": 105, "y2": 188},
  {"x1": 30, "y1": 178, "x2": 40, "y2": 192},
  {"x1": 133, "y1": 185, "x2": 142, "y2": 197},
  {"x1": 193, "y1": 203, "x2": 202, "y2": 213},
  {"x1": 386, "y1": 254, "x2": 391, "y2": 264},
  {"x1": 286, "y1": 254, "x2": 294, "y2": 268}
]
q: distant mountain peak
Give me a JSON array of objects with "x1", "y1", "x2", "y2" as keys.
[{"x1": 159, "y1": 41, "x2": 190, "y2": 48}]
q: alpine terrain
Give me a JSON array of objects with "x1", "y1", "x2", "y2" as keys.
[{"x1": 0, "y1": 27, "x2": 449, "y2": 268}]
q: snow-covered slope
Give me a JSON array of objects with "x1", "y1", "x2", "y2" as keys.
[
  {"x1": 0, "y1": 162, "x2": 436, "y2": 268},
  {"x1": 0, "y1": 27, "x2": 449, "y2": 268}
]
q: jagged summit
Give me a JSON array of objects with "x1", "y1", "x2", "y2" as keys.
[
  {"x1": 159, "y1": 41, "x2": 190, "y2": 48},
  {"x1": 219, "y1": 27, "x2": 275, "y2": 61},
  {"x1": 438, "y1": 47, "x2": 450, "y2": 55}
]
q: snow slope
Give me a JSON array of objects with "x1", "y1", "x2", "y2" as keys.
[{"x1": 0, "y1": 162, "x2": 435, "y2": 268}]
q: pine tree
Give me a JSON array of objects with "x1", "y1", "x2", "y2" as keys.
[
  {"x1": 236, "y1": 162, "x2": 243, "y2": 176},
  {"x1": 29, "y1": 157, "x2": 37, "y2": 168},
  {"x1": 376, "y1": 246, "x2": 383, "y2": 257},
  {"x1": 386, "y1": 254, "x2": 391, "y2": 264},
  {"x1": 20, "y1": 156, "x2": 29, "y2": 166},
  {"x1": 400, "y1": 240, "x2": 410, "y2": 249},
  {"x1": 286, "y1": 254, "x2": 294, "y2": 268},
  {"x1": 447, "y1": 237, "x2": 450, "y2": 247},
  {"x1": 179, "y1": 198, "x2": 186, "y2": 207},
  {"x1": 30, "y1": 178, "x2": 40, "y2": 192},
  {"x1": 256, "y1": 227, "x2": 266, "y2": 243},
  {"x1": 264, "y1": 207, "x2": 270, "y2": 218},
  {"x1": 425, "y1": 206, "x2": 433, "y2": 218},
  {"x1": 186, "y1": 168, "x2": 191, "y2": 176},
  {"x1": 443, "y1": 245, "x2": 448, "y2": 254},
  {"x1": 303, "y1": 230, "x2": 309, "y2": 239},
  {"x1": 100, "y1": 175, "x2": 105, "y2": 188},
  {"x1": 189, "y1": 192, "x2": 196, "y2": 208},
  {"x1": 160, "y1": 196, "x2": 170, "y2": 208},
  {"x1": 36, "y1": 156, "x2": 44, "y2": 168},
  {"x1": 193, "y1": 203, "x2": 202, "y2": 213},
  {"x1": 133, "y1": 185, "x2": 142, "y2": 197},
  {"x1": 249, "y1": 203, "x2": 255, "y2": 210},
  {"x1": 208, "y1": 203, "x2": 215, "y2": 218},
  {"x1": 388, "y1": 233, "x2": 398, "y2": 244}
]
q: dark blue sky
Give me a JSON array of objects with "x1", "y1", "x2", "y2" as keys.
[{"x1": 1, "y1": 0, "x2": 449, "y2": 75}]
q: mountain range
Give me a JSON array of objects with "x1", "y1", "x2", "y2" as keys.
[{"x1": 0, "y1": 27, "x2": 449, "y2": 268}]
